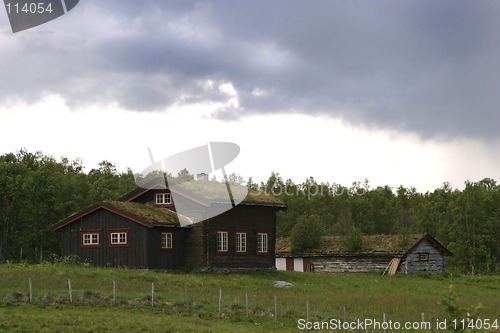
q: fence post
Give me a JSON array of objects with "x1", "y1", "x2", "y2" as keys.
[
  {"x1": 68, "y1": 279, "x2": 73, "y2": 303},
  {"x1": 113, "y1": 280, "x2": 116, "y2": 305},
  {"x1": 218, "y1": 288, "x2": 222, "y2": 314},
  {"x1": 28, "y1": 277, "x2": 32, "y2": 303},
  {"x1": 245, "y1": 290, "x2": 249, "y2": 319},
  {"x1": 185, "y1": 286, "x2": 189, "y2": 311},
  {"x1": 151, "y1": 282, "x2": 155, "y2": 307},
  {"x1": 383, "y1": 312, "x2": 387, "y2": 333},
  {"x1": 306, "y1": 300, "x2": 309, "y2": 322},
  {"x1": 274, "y1": 295, "x2": 278, "y2": 322},
  {"x1": 343, "y1": 304, "x2": 347, "y2": 333}
]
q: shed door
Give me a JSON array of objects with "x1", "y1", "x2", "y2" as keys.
[
  {"x1": 286, "y1": 258, "x2": 294, "y2": 271},
  {"x1": 303, "y1": 258, "x2": 312, "y2": 272}
]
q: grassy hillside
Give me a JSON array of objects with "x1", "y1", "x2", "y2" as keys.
[{"x1": 0, "y1": 263, "x2": 499, "y2": 332}]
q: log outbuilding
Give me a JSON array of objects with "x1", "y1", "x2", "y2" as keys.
[{"x1": 275, "y1": 234, "x2": 451, "y2": 274}]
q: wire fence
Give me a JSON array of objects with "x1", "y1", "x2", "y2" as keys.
[{"x1": 1, "y1": 276, "x2": 442, "y2": 333}]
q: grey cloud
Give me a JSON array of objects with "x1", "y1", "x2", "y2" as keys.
[{"x1": 1, "y1": 0, "x2": 499, "y2": 139}]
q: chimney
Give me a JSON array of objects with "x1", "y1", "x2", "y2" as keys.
[{"x1": 197, "y1": 173, "x2": 209, "y2": 181}]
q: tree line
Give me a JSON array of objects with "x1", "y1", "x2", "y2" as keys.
[
  {"x1": 258, "y1": 172, "x2": 499, "y2": 274},
  {"x1": 1, "y1": 150, "x2": 498, "y2": 274},
  {"x1": 0, "y1": 150, "x2": 136, "y2": 262}
]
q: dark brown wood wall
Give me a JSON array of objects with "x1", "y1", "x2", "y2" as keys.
[
  {"x1": 130, "y1": 189, "x2": 207, "y2": 269},
  {"x1": 130, "y1": 189, "x2": 210, "y2": 221},
  {"x1": 61, "y1": 209, "x2": 149, "y2": 268},
  {"x1": 60, "y1": 195, "x2": 281, "y2": 270},
  {"x1": 205, "y1": 204, "x2": 278, "y2": 269},
  {"x1": 131, "y1": 190, "x2": 176, "y2": 210},
  {"x1": 147, "y1": 227, "x2": 185, "y2": 269},
  {"x1": 183, "y1": 222, "x2": 207, "y2": 269}
]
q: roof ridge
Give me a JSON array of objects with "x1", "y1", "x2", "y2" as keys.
[{"x1": 119, "y1": 176, "x2": 286, "y2": 207}]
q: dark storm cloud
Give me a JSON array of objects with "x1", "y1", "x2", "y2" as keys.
[{"x1": 0, "y1": 0, "x2": 499, "y2": 138}]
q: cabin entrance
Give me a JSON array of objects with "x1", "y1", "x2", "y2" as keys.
[{"x1": 285, "y1": 257, "x2": 294, "y2": 271}]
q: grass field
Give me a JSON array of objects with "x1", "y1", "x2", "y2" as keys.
[{"x1": 0, "y1": 263, "x2": 499, "y2": 332}]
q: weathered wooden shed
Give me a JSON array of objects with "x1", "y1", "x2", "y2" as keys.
[
  {"x1": 53, "y1": 178, "x2": 285, "y2": 270},
  {"x1": 275, "y1": 234, "x2": 451, "y2": 274},
  {"x1": 397, "y1": 234, "x2": 452, "y2": 274}
]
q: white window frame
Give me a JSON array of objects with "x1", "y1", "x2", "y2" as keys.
[
  {"x1": 161, "y1": 232, "x2": 173, "y2": 249},
  {"x1": 155, "y1": 193, "x2": 172, "y2": 205},
  {"x1": 257, "y1": 233, "x2": 268, "y2": 253},
  {"x1": 235, "y1": 232, "x2": 247, "y2": 253},
  {"x1": 111, "y1": 232, "x2": 127, "y2": 245},
  {"x1": 82, "y1": 233, "x2": 99, "y2": 246},
  {"x1": 217, "y1": 231, "x2": 228, "y2": 252}
]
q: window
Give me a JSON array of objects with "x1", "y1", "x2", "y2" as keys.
[
  {"x1": 111, "y1": 232, "x2": 127, "y2": 244},
  {"x1": 81, "y1": 231, "x2": 100, "y2": 247},
  {"x1": 161, "y1": 232, "x2": 173, "y2": 249},
  {"x1": 156, "y1": 193, "x2": 172, "y2": 205},
  {"x1": 235, "y1": 232, "x2": 247, "y2": 253},
  {"x1": 83, "y1": 233, "x2": 99, "y2": 245},
  {"x1": 257, "y1": 233, "x2": 268, "y2": 253},
  {"x1": 217, "y1": 231, "x2": 228, "y2": 252},
  {"x1": 109, "y1": 230, "x2": 128, "y2": 247},
  {"x1": 419, "y1": 252, "x2": 429, "y2": 262}
]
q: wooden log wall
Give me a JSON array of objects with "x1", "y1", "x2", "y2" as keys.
[
  {"x1": 310, "y1": 254, "x2": 393, "y2": 273},
  {"x1": 398, "y1": 238, "x2": 447, "y2": 274}
]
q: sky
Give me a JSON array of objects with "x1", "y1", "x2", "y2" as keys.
[{"x1": 1, "y1": 0, "x2": 500, "y2": 193}]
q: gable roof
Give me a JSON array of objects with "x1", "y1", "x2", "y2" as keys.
[
  {"x1": 122, "y1": 177, "x2": 286, "y2": 208},
  {"x1": 403, "y1": 233, "x2": 452, "y2": 256},
  {"x1": 276, "y1": 234, "x2": 451, "y2": 257},
  {"x1": 120, "y1": 177, "x2": 211, "y2": 207},
  {"x1": 52, "y1": 201, "x2": 181, "y2": 231},
  {"x1": 54, "y1": 177, "x2": 285, "y2": 232}
]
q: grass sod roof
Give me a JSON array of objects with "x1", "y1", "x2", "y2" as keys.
[
  {"x1": 276, "y1": 234, "x2": 425, "y2": 256},
  {"x1": 245, "y1": 188, "x2": 286, "y2": 205},
  {"x1": 172, "y1": 180, "x2": 286, "y2": 206},
  {"x1": 105, "y1": 201, "x2": 180, "y2": 226},
  {"x1": 130, "y1": 176, "x2": 285, "y2": 207}
]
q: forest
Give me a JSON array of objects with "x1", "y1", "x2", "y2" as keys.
[{"x1": 0, "y1": 150, "x2": 499, "y2": 274}]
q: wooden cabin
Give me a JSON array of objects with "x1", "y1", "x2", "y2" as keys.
[
  {"x1": 53, "y1": 178, "x2": 285, "y2": 270},
  {"x1": 275, "y1": 234, "x2": 451, "y2": 274},
  {"x1": 396, "y1": 234, "x2": 452, "y2": 274}
]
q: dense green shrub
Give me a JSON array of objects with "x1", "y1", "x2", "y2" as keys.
[
  {"x1": 290, "y1": 214, "x2": 323, "y2": 253},
  {"x1": 342, "y1": 226, "x2": 363, "y2": 252}
]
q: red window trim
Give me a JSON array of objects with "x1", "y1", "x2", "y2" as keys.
[
  {"x1": 160, "y1": 231, "x2": 175, "y2": 252},
  {"x1": 80, "y1": 229, "x2": 101, "y2": 248},
  {"x1": 108, "y1": 229, "x2": 129, "y2": 248},
  {"x1": 216, "y1": 230, "x2": 230, "y2": 255},
  {"x1": 256, "y1": 232, "x2": 269, "y2": 255},
  {"x1": 154, "y1": 192, "x2": 174, "y2": 207},
  {"x1": 234, "y1": 231, "x2": 248, "y2": 255}
]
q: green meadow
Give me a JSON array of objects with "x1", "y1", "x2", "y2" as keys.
[{"x1": 0, "y1": 263, "x2": 498, "y2": 332}]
